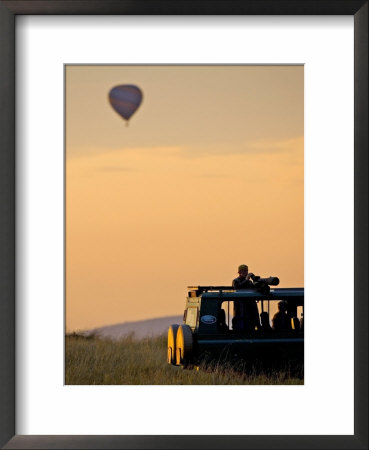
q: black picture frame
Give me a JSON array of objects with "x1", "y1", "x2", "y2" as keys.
[{"x1": 0, "y1": 1, "x2": 367, "y2": 449}]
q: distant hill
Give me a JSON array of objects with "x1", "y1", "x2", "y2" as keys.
[{"x1": 89, "y1": 315, "x2": 183, "y2": 340}]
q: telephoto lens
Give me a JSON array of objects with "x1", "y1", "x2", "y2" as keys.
[
  {"x1": 261, "y1": 277, "x2": 279, "y2": 286},
  {"x1": 251, "y1": 275, "x2": 279, "y2": 286}
]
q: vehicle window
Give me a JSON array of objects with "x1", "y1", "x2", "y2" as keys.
[
  {"x1": 221, "y1": 299, "x2": 303, "y2": 331},
  {"x1": 221, "y1": 301, "x2": 234, "y2": 330},
  {"x1": 223, "y1": 299, "x2": 279, "y2": 330},
  {"x1": 269, "y1": 300, "x2": 303, "y2": 324}
]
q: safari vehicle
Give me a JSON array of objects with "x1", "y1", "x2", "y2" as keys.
[{"x1": 167, "y1": 282, "x2": 304, "y2": 367}]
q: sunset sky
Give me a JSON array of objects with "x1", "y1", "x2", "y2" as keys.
[{"x1": 66, "y1": 65, "x2": 304, "y2": 331}]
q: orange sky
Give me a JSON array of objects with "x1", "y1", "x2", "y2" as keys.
[{"x1": 66, "y1": 65, "x2": 303, "y2": 331}]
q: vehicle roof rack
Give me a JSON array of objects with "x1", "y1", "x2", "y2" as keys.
[{"x1": 187, "y1": 286, "x2": 234, "y2": 295}]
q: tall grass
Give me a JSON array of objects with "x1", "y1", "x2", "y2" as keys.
[{"x1": 65, "y1": 333, "x2": 303, "y2": 385}]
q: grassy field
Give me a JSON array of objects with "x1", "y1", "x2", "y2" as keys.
[{"x1": 65, "y1": 333, "x2": 303, "y2": 385}]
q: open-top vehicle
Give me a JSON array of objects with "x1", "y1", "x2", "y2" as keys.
[{"x1": 167, "y1": 284, "x2": 304, "y2": 367}]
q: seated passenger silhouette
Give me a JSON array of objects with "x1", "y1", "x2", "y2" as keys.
[
  {"x1": 272, "y1": 301, "x2": 291, "y2": 331},
  {"x1": 232, "y1": 300, "x2": 260, "y2": 332}
]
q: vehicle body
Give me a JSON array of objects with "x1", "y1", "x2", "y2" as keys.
[{"x1": 167, "y1": 286, "x2": 304, "y2": 367}]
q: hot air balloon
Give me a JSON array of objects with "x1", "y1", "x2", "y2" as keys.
[{"x1": 108, "y1": 85, "x2": 143, "y2": 125}]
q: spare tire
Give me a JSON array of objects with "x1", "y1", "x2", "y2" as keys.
[
  {"x1": 175, "y1": 325, "x2": 193, "y2": 366},
  {"x1": 167, "y1": 324, "x2": 179, "y2": 365}
]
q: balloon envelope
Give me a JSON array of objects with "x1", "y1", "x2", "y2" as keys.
[{"x1": 108, "y1": 85, "x2": 143, "y2": 122}]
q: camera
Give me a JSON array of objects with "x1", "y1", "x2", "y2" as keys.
[{"x1": 250, "y1": 275, "x2": 280, "y2": 293}]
